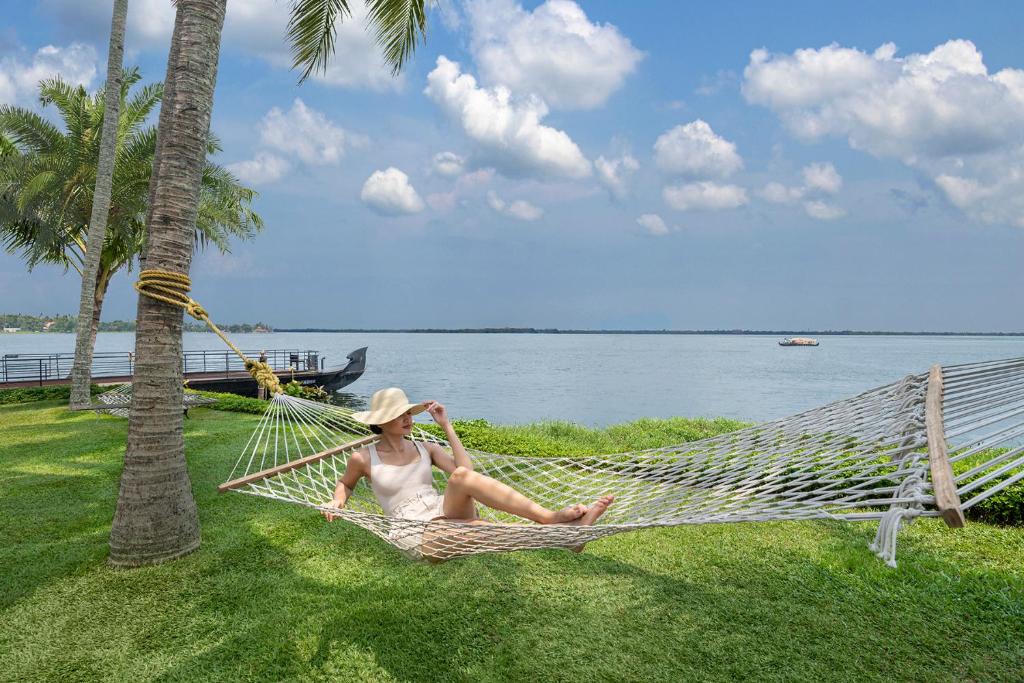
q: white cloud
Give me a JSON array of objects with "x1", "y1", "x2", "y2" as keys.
[
  {"x1": 759, "y1": 181, "x2": 803, "y2": 204},
  {"x1": 636, "y1": 213, "x2": 670, "y2": 236},
  {"x1": 759, "y1": 162, "x2": 843, "y2": 207},
  {"x1": 487, "y1": 190, "x2": 543, "y2": 221},
  {"x1": 227, "y1": 152, "x2": 291, "y2": 185},
  {"x1": 233, "y1": 2, "x2": 405, "y2": 91},
  {"x1": 803, "y1": 200, "x2": 846, "y2": 220},
  {"x1": 742, "y1": 40, "x2": 1024, "y2": 158},
  {"x1": 424, "y1": 56, "x2": 591, "y2": 179},
  {"x1": 426, "y1": 168, "x2": 494, "y2": 210},
  {"x1": 595, "y1": 154, "x2": 639, "y2": 200},
  {"x1": 663, "y1": 182, "x2": 748, "y2": 211},
  {"x1": 935, "y1": 172, "x2": 1024, "y2": 227},
  {"x1": 432, "y1": 151, "x2": 466, "y2": 177},
  {"x1": 44, "y1": 0, "x2": 402, "y2": 91},
  {"x1": 743, "y1": 39, "x2": 1024, "y2": 226},
  {"x1": 361, "y1": 168, "x2": 425, "y2": 215},
  {"x1": 653, "y1": 120, "x2": 743, "y2": 178},
  {"x1": 258, "y1": 99, "x2": 361, "y2": 166},
  {"x1": 435, "y1": 0, "x2": 464, "y2": 31},
  {"x1": 467, "y1": 0, "x2": 643, "y2": 110},
  {"x1": 802, "y1": 162, "x2": 842, "y2": 194},
  {"x1": 0, "y1": 43, "x2": 96, "y2": 105}
]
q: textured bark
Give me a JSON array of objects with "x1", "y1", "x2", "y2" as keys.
[
  {"x1": 139, "y1": 1, "x2": 183, "y2": 271},
  {"x1": 89, "y1": 268, "x2": 112, "y2": 352},
  {"x1": 108, "y1": 0, "x2": 227, "y2": 568},
  {"x1": 69, "y1": 0, "x2": 128, "y2": 409}
]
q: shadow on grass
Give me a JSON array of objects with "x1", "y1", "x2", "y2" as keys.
[
  {"x1": 133, "y1": 510, "x2": 1024, "y2": 683},
  {"x1": 3, "y1": 404, "x2": 1022, "y2": 682}
]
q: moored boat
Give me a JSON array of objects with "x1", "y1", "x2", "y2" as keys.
[
  {"x1": 0, "y1": 346, "x2": 368, "y2": 396},
  {"x1": 779, "y1": 337, "x2": 819, "y2": 347}
]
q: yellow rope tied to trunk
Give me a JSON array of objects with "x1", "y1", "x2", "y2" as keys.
[{"x1": 134, "y1": 269, "x2": 282, "y2": 394}]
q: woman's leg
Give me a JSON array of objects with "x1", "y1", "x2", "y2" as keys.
[
  {"x1": 442, "y1": 466, "x2": 586, "y2": 523},
  {"x1": 421, "y1": 495, "x2": 617, "y2": 561}
]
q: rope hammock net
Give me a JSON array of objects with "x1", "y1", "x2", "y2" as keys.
[
  {"x1": 217, "y1": 357, "x2": 1024, "y2": 566},
  {"x1": 91, "y1": 383, "x2": 217, "y2": 417},
  {"x1": 131, "y1": 268, "x2": 1024, "y2": 566}
]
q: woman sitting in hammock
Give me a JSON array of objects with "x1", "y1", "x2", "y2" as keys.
[{"x1": 322, "y1": 387, "x2": 614, "y2": 558}]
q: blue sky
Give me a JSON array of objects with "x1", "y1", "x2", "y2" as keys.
[{"x1": 2, "y1": 0, "x2": 1024, "y2": 331}]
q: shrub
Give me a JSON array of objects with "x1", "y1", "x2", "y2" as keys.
[
  {"x1": 417, "y1": 416, "x2": 747, "y2": 458},
  {"x1": 284, "y1": 380, "x2": 329, "y2": 402},
  {"x1": 0, "y1": 384, "x2": 103, "y2": 405},
  {"x1": 966, "y1": 484, "x2": 1024, "y2": 526},
  {"x1": 191, "y1": 390, "x2": 268, "y2": 415}
]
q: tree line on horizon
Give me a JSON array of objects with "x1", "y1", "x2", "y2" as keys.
[{"x1": 0, "y1": 313, "x2": 272, "y2": 334}]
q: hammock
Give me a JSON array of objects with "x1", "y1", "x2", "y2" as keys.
[
  {"x1": 126, "y1": 269, "x2": 1021, "y2": 565},
  {"x1": 74, "y1": 383, "x2": 217, "y2": 417},
  {"x1": 217, "y1": 356, "x2": 1024, "y2": 566}
]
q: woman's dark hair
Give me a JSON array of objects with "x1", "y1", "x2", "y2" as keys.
[{"x1": 369, "y1": 424, "x2": 382, "y2": 434}]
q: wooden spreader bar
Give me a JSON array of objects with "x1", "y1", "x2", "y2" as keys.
[
  {"x1": 217, "y1": 434, "x2": 378, "y2": 493},
  {"x1": 925, "y1": 364, "x2": 966, "y2": 528}
]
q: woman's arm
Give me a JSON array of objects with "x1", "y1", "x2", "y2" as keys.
[
  {"x1": 424, "y1": 401, "x2": 473, "y2": 474},
  {"x1": 322, "y1": 450, "x2": 368, "y2": 521}
]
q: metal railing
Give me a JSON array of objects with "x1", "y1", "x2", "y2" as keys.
[{"x1": 1, "y1": 349, "x2": 323, "y2": 385}]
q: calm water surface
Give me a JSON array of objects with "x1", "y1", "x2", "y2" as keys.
[{"x1": 4, "y1": 332, "x2": 1024, "y2": 426}]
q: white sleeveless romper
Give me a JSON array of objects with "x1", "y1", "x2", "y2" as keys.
[
  {"x1": 368, "y1": 442, "x2": 445, "y2": 554},
  {"x1": 368, "y1": 441, "x2": 445, "y2": 519}
]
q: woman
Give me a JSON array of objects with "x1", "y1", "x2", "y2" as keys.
[{"x1": 322, "y1": 387, "x2": 614, "y2": 558}]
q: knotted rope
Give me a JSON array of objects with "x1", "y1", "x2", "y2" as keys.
[{"x1": 134, "y1": 269, "x2": 282, "y2": 394}]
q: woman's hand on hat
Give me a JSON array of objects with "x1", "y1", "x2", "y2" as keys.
[{"x1": 424, "y1": 400, "x2": 450, "y2": 427}]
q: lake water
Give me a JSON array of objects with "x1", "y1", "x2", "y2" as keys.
[{"x1": 3, "y1": 332, "x2": 1024, "y2": 426}]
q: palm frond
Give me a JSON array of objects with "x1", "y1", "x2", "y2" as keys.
[
  {"x1": 287, "y1": 0, "x2": 352, "y2": 82},
  {"x1": 365, "y1": 0, "x2": 428, "y2": 75},
  {"x1": 0, "y1": 134, "x2": 16, "y2": 158},
  {"x1": 196, "y1": 162, "x2": 263, "y2": 252},
  {"x1": 118, "y1": 80, "x2": 163, "y2": 139},
  {"x1": 38, "y1": 78, "x2": 90, "y2": 145},
  {"x1": 0, "y1": 107, "x2": 64, "y2": 154}
]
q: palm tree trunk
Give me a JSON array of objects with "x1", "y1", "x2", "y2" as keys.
[
  {"x1": 139, "y1": 1, "x2": 182, "y2": 272},
  {"x1": 108, "y1": 0, "x2": 227, "y2": 568},
  {"x1": 89, "y1": 267, "x2": 113, "y2": 353},
  {"x1": 69, "y1": 0, "x2": 128, "y2": 409}
]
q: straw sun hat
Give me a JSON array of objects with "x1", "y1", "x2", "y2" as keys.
[{"x1": 352, "y1": 387, "x2": 427, "y2": 425}]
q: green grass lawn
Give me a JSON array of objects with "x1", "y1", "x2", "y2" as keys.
[{"x1": 1, "y1": 401, "x2": 1022, "y2": 682}]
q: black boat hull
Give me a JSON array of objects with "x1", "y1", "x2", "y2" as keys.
[{"x1": 184, "y1": 346, "x2": 367, "y2": 397}]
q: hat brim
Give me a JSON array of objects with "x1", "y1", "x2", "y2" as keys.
[{"x1": 352, "y1": 401, "x2": 427, "y2": 425}]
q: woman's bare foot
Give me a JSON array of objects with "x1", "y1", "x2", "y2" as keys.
[
  {"x1": 569, "y1": 494, "x2": 615, "y2": 552},
  {"x1": 547, "y1": 503, "x2": 587, "y2": 524},
  {"x1": 571, "y1": 495, "x2": 614, "y2": 526}
]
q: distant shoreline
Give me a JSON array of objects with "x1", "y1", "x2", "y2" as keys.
[
  {"x1": 273, "y1": 328, "x2": 1024, "y2": 336},
  {"x1": 5, "y1": 328, "x2": 1024, "y2": 337}
]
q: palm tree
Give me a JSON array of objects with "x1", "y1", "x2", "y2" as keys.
[
  {"x1": 0, "y1": 70, "x2": 262, "y2": 369},
  {"x1": 108, "y1": 0, "x2": 428, "y2": 567},
  {"x1": 69, "y1": 0, "x2": 128, "y2": 409}
]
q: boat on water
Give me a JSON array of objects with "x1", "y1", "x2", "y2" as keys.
[
  {"x1": 779, "y1": 337, "x2": 819, "y2": 347},
  {"x1": 0, "y1": 346, "x2": 369, "y2": 397},
  {"x1": 192, "y1": 346, "x2": 368, "y2": 396}
]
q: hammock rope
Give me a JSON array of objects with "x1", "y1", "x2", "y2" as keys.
[
  {"x1": 215, "y1": 357, "x2": 1024, "y2": 566},
  {"x1": 134, "y1": 269, "x2": 282, "y2": 394},
  {"x1": 130, "y1": 271, "x2": 1023, "y2": 565},
  {"x1": 87, "y1": 383, "x2": 218, "y2": 417}
]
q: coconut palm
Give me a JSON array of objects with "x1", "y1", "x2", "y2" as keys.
[
  {"x1": 69, "y1": 0, "x2": 127, "y2": 409},
  {"x1": 109, "y1": 0, "x2": 428, "y2": 567},
  {"x1": 0, "y1": 69, "x2": 262, "y2": 372}
]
